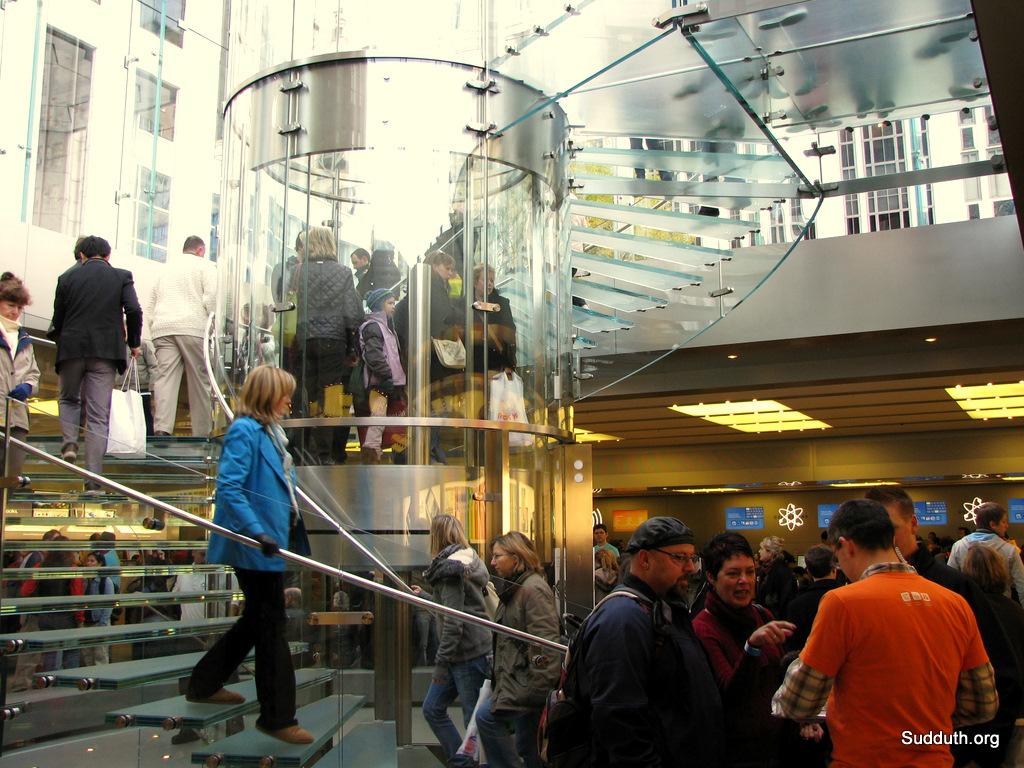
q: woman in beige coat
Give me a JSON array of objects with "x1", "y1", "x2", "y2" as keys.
[{"x1": 0, "y1": 273, "x2": 40, "y2": 479}]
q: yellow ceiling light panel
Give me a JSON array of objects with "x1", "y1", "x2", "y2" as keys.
[
  {"x1": 669, "y1": 400, "x2": 831, "y2": 433},
  {"x1": 946, "y1": 382, "x2": 1024, "y2": 420},
  {"x1": 574, "y1": 428, "x2": 621, "y2": 443}
]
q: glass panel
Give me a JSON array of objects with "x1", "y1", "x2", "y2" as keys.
[
  {"x1": 134, "y1": 71, "x2": 177, "y2": 141},
  {"x1": 138, "y1": 0, "x2": 186, "y2": 48},
  {"x1": 32, "y1": 28, "x2": 93, "y2": 236}
]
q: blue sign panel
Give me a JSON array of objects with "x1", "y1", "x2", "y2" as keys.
[
  {"x1": 1009, "y1": 499, "x2": 1024, "y2": 524},
  {"x1": 818, "y1": 504, "x2": 840, "y2": 528},
  {"x1": 914, "y1": 500, "x2": 947, "y2": 526},
  {"x1": 726, "y1": 506, "x2": 765, "y2": 530}
]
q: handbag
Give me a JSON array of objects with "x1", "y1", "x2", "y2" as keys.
[
  {"x1": 432, "y1": 337, "x2": 466, "y2": 369},
  {"x1": 107, "y1": 358, "x2": 147, "y2": 456},
  {"x1": 488, "y1": 371, "x2": 532, "y2": 448}
]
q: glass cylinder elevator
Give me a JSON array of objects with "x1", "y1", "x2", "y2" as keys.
[{"x1": 212, "y1": 5, "x2": 597, "y2": 684}]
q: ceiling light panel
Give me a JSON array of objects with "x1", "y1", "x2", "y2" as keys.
[
  {"x1": 946, "y1": 382, "x2": 1024, "y2": 419},
  {"x1": 669, "y1": 399, "x2": 831, "y2": 433}
]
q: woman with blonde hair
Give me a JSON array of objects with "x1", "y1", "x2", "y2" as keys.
[
  {"x1": 478, "y1": 531, "x2": 561, "y2": 768},
  {"x1": 594, "y1": 547, "x2": 619, "y2": 599},
  {"x1": 757, "y1": 535, "x2": 796, "y2": 619},
  {"x1": 185, "y1": 365, "x2": 313, "y2": 744},
  {"x1": 417, "y1": 514, "x2": 491, "y2": 767}
]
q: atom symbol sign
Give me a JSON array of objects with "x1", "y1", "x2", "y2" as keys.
[
  {"x1": 778, "y1": 503, "x2": 804, "y2": 531},
  {"x1": 963, "y1": 497, "x2": 984, "y2": 525}
]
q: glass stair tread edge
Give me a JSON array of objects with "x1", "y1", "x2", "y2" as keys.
[
  {"x1": 572, "y1": 251, "x2": 704, "y2": 289},
  {"x1": 14, "y1": 473, "x2": 212, "y2": 483},
  {"x1": 572, "y1": 174, "x2": 797, "y2": 203},
  {"x1": 572, "y1": 280, "x2": 669, "y2": 312},
  {"x1": 9, "y1": 589, "x2": 238, "y2": 613},
  {"x1": 0, "y1": 616, "x2": 237, "y2": 651},
  {"x1": 572, "y1": 225, "x2": 731, "y2": 263},
  {"x1": 103, "y1": 667, "x2": 334, "y2": 725},
  {"x1": 38, "y1": 642, "x2": 307, "y2": 690},
  {"x1": 571, "y1": 306, "x2": 635, "y2": 333},
  {"x1": 574, "y1": 146, "x2": 793, "y2": 181},
  {"x1": 572, "y1": 335, "x2": 599, "y2": 350},
  {"x1": 189, "y1": 694, "x2": 365, "y2": 767},
  {"x1": 571, "y1": 198, "x2": 757, "y2": 238},
  {"x1": 317, "y1": 720, "x2": 398, "y2": 768},
  {"x1": 2, "y1": 513, "x2": 212, "y2": 527}
]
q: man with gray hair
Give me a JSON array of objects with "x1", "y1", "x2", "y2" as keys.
[
  {"x1": 571, "y1": 516, "x2": 723, "y2": 768},
  {"x1": 948, "y1": 502, "x2": 1024, "y2": 606},
  {"x1": 147, "y1": 235, "x2": 216, "y2": 437}
]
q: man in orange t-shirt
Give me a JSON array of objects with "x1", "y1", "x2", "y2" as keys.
[{"x1": 773, "y1": 499, "x2": 997, "y2": 768}]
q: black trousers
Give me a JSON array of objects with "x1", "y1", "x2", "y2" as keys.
[{"x1": 186, "y1": 568, "x2": 297, "y2": 730}]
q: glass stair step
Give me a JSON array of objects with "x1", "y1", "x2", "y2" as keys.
[
  {"x1": 0, "y1": 616, "x2": 237, "y2": 652},
  {"x1": 573, "y1": 335, "x2": 598, "y2": 350},
  {"x1": 571, "y1": 280, "x2": 669, "y2": 312},
  {"x1": 8, "y1": 589, "x2": 238, "y2": 616},
  {"x1": 36, "y1": 642, "x2": 306, "y2": 691},
  {"x1": 572, "y1": 306, "x2": 635, "y2": 334},
  {"x1": 104, "y1": 667, "x2": 334, "y2": 727},
  {"x1": 572, "y1": 225, "x2": 731, "y2": 266},
  {"x1": 572, "y1": 251, "x2": 704, "y2": 292},
  {"x1": 317, "y1": 720, "x2": 398, "y2": 768},
  {"x1": 189, "y1": 694, "x2": 365, "y2": 768},
  {"x1": 575, "y1": 145, "x2": 794, "y2": 182},
  {"x1": 571, "y1": 198, "x2": 757, "y2": 239},
  {"x1": 572, "y1": 174, "x2": 798, "y2": 204}
]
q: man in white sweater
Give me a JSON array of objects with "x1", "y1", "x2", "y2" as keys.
[{"x1": 147, "y1": 236, "x2": 216, "y2": 437}]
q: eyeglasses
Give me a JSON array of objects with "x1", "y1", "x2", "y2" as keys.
[{"x1": 650, "y1": 548, "x2": 701, "y2": 566}]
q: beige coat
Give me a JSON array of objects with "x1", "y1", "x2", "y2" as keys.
[{"x1": 0, "y1": 325, "x2": 40, "y2": 432}]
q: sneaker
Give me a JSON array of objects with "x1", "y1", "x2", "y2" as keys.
[
  {"x1": 186, "y1": 688, "x2": 246, "y2": 705},
  {"x1": 60, "y1": 447, "x2": 77, "y2": 463},
  {"x1": 256, "y1": 724, "x2": 314, "y2": 744}
]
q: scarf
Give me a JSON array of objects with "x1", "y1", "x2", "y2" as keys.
[{"x1": 265, "y1": 422, "x2": 300, "y2": 527}]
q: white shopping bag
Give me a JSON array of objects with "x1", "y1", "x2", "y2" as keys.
[
  {"x1": 488, "y1": 372, "x2": 532, "y2": 448},
  {"x1": 456, "y1": 679, "x2": 493, "y2": 761},
  {"x1": 107, "y1": 358, "x2": 147, "y2": 457}
]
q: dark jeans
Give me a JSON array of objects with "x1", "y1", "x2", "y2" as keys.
[
  {"x1": 476, "y1": 694, "x2": 543, "y2": 768},
  {"x1": 421, "y1": 654, "x2": 488, "y2": 766},
  {"x1": 293, "y1": 337, "x2": 351, "y2": 462},
  {"x1": 186, "y1": 568, "x2": 297, "y2": 731}
]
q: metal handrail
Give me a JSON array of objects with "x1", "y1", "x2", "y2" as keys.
[{"x1": 9, "y1": 437, "x2": 567, "y2": 654}]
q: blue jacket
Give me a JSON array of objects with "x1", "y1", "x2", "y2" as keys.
[{"x1": 207, "y1": 417, "x2": 310, "y2": 571}]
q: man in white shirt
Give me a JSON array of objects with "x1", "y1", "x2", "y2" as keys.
[{"x1": 147, "y1": 236, "x2": 217, "y2": 437}]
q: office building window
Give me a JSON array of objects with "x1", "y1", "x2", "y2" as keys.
[
  {"x1": 135, "y1": 72, "x2": 177, "y2": 140},
  {"x1": 968, "y1": 203, "x2": 980, "y2": 220},
  {"x1": 958, "y1": 107, "x2": 975, "y2": 125},
  {"x1": 962, "y1": 152, "x2": 980, "y2": 201},
  {"x1": 961, "y1": 127, "x2": 975, "y2": 151},
  {"x1": 139, "y1": 0, "x2": 186, "y2": 47},
  {"x1": 33, "y1": 28, "x2": 93, "y2": 235},
  {"x1": 994, "y1": 200, "x2": 1015, "y2": 217},
  {"x1": 984, "y1": 106, "x2": 1001, "y2": 147},
  {"x1": 134, "y1": 166, "x2": 171, "y2": 262}
]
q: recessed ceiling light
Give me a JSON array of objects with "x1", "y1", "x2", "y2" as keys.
[
  {"x1": 925, "y1": 337, "x2": 937, "y2": 342},
  {"x1": 669, "y1": 399, "x2": 831, "y2": 433},
  {"x1": 727, "y1": 354, "x2": 738, "y2": 359},
  {"x1": 829, "y1": 480, "x2": 899, "y2": 488}
]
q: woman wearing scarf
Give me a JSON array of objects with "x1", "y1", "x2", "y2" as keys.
[
  {"x1": 693, "y1": 532, "x2": 796, "y2": 768},
  {"x1": 477, "y1": 531, "x2": 561, "y2": 768},
  {"x1": 184, "y1": 366, "x2": 313, "y2": 744},
  {"x1": 417, "y1": 514, "x2": 492, "y2": 767},
  {"x1": 0, "y1": 272, "x2": 39, "y2": 480}
]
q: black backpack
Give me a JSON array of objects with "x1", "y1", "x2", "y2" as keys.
[{"x1": 538, "y1": 588, "x2": 664, "y2": 768}]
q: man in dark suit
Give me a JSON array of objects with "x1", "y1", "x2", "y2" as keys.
[{"x1": 52, "y1": 235, "x2": 142, "y2": 493}]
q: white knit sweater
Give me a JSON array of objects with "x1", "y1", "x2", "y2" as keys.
[{"x1": 146, "y1": 253, "x2": 217, "y2": 339}]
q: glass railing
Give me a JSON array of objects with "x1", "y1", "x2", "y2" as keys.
[{"x1": 1, "y1": 403, "x2": 586, "y2": 766}]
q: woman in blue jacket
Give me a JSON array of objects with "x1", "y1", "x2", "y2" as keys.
[{"x1": 185, "y1": 365, "x2": 313, "y2": 744}]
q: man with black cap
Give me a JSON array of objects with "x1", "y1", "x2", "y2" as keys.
[{"x1": 573, "y1": 516, "x2": 724, "y2": 768}]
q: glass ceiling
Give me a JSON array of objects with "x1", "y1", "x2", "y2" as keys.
[{"x1": 230, "y1": 0, "x2": 995, "y2": 399}]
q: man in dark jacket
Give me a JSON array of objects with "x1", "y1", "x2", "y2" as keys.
[
  {"x1": 866, "y1": 486, "x2": 1022, "y2": 768},
  {"x1": 785, "y1": 544, "x2": 840, "y2": 652},
  {"x1": 51, "y1": 236, "x2": 142, "y2": 493},
  {"x1": 577, "y1": 517, "x2": 724, "y2": 768}
]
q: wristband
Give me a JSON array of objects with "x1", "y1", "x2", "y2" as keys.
[{"x1": 744, "y1": 641, "x2": 762, "y2": 656}]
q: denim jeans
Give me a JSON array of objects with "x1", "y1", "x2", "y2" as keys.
[
  {"x1": 475, "y1": 694, "x2": 542, "y2": 768},
  {"x1": 422, "y1": 654, "x2": 488, "y2": 766}
]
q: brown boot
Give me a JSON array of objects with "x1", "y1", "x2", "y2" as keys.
[
  {"x1": 361, "y1": 447, "x2": 380, "y2": 465},
  {"x1": 256, "y1": 723, "x2": 314, "y2": 744}
]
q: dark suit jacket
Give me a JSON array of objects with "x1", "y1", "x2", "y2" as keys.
[
  {"x1": 784, "y1": 577, "x2": 839, "y2": 652},
  {"x1": 52, "y1": 257, "x2": 143, "y2": 374}
]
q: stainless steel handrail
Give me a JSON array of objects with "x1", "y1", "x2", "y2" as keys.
[{"x1": 10, "y1": 437, "x2": 567, "y2": 654}]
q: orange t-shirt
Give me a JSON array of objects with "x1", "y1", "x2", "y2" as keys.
[{"x1": 801, "y1": 572, "x2": 989, "y2": 768}]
